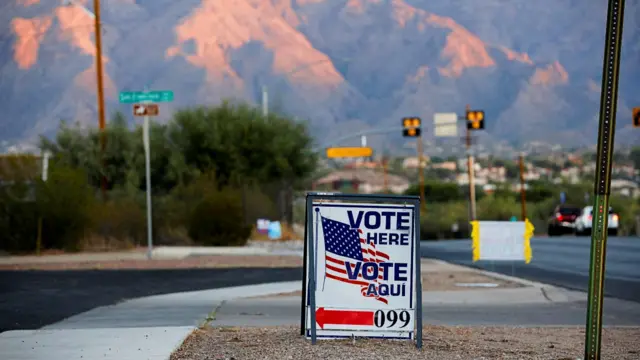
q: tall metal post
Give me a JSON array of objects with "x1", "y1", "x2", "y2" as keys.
[
  {"x1": 585, "y1": 1, "x2": 625, "y2": 359},
  {"x1": 142, "y1": 89, "x2": 154, "y2": 260}
]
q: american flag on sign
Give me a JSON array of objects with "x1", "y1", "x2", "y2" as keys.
[{"x1": 321, "y1": 215, "x2": 391, "y2": 304}]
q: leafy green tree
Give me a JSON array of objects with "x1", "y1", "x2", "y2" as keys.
[
  {"x1": 405, "y1": 181, "x2": 464, "y2": 202},
  {"x1": 630, "y1": 147, "x2": 640, "y2": 171},
  {"x1": 40, "y1": 103, "x2": 317, "y2": 194}
]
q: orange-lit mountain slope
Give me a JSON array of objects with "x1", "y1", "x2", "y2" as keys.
[{"x1": 1, "y1": 0, "x2": 638, "y2": 147}]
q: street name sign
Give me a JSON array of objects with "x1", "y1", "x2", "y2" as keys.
[
  {"x1": 301, "y1": 193, "x2": 422, "y2": 347},
  {"x1": 326, "y1": 147, "x2": 373, "y2": 159},
  {"x1": 434, "y1": 113, "x2": 458, "y2": 137},
  {"x1": 133, "y1": 104, "x2": 159, "y2": 117},
  {"x1": 119, "y1": 90, "x2": 174, "y2": 103}
]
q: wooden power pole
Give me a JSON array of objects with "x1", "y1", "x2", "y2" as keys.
[
  {"x1": 93, "y1": 0, "x2": 108, "y2": 201},
  {"x1": 417, "y1": 132, "x2": 426, "y2": 209},
  {"x1": 465, "y1": 104, "x2": 476, "y2": 221},
  {"x1": 519, "y1": 152, "x2": 527, "y2": 220}
]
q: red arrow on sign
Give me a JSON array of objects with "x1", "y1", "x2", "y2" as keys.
[{"x1": 315, "y1": 307, "x2": 374, "y2": 329}]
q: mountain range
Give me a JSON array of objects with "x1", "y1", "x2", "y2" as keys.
[{"x1": 1, "y1": 0, "x2": 639, "y2": 153}]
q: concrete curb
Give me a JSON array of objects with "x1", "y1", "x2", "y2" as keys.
[
  {"x1": 426, "y1": 258, "x2": 548, "y2": 288},
  {"x1": 151, "y1": 246, "x2": 304, "y2": 259},
  {"x1": 425, "y1": 259, "x2": 588, "y2": 303}
]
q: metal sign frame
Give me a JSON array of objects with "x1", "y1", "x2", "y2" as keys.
[{"x1": 299, "y1": 192, "x2": 423, "y2": 349}]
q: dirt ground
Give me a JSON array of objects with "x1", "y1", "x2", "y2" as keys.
[
  {"x1": 0, "y1": 255, "x2": 303, "y2": 271},
  {"x1": 250, "y1": 266, "x2": 521, "y2": 299},
  {"x1": 171, "y1": 325, "x2": 640, "y2": 360}
]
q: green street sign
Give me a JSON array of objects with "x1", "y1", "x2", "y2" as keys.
[{"x1": 119, "y1": 90, "x2": 174, "y2": 103}]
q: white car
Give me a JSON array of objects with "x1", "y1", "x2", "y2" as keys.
[{"x1": 574, "y1": 206, "x2": 619, "y2": 236}]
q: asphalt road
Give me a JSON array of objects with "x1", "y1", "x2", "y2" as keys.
[
  {"x1": 0, "y1": 266, "x2": 302, "y2": 333},
  {"x1": 421, "y1": 236, "x2": 640, "y2": 303}
]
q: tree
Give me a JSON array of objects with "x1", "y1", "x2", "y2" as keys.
[
  {"x1": 40, "y1": 103, "x2": 318, "y2": 194},
  {"x1": 167, "y1": 102, "x2": 317, "y2": 188},
  {"x1": 405, "y1": 181, "x2": 464, "y2": 202},
  {"x1": 630, "y1": 146, "x2": 640, "y2": 171}
]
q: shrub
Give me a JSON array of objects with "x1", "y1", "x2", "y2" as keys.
[
  {"x1": 35, "y1": 165, "x2": 95, "y2": 252},
  {"x1": 87, "y1": 196, "x2": 146, "y2": 249},
  {"x1": 420, "y1": 201, "x2": 470, "y2": 240},
  {"x1": 187, "y1": 188, "x2": 251, "y2": 246},
  {"x1": 0, "y1": 192, "x2": 38, "y2": 253}
]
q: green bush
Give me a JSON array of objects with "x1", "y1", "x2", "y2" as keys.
[
  {"x1": 89, "y1": 196, "x2": 146, "y2": 246},
  {"x1": 420, "y1": 201, "x2": 470, "y2": 240},
  {"x1": 187, "y1": 188, "x2": 251, "y2": 246},
  {"x1": 0, "y1": 192, "x2": 38, "y2": 253},
  {"x1": 36, "y1": 165, "x2": 95, "y2": 252}
]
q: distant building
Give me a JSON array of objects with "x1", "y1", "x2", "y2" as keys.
[
  {"x1": 610, "y1": 179, "x2": 639, "y2": 198},
  {"x1": 313, "y1": 169, "x2": 410, "y2": 194},
  {"x1": 0, "y1": 153, "x2": 42, "y2": 202}
]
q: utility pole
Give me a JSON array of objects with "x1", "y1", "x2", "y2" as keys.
[
  {"x1": 519, "y1": 152, "x2": 527, "y2": 220},
  {"x1": 466, "y1": 104, "x2": 477, "y2": 221},
  {"x1": 417, "y1": 132, "x2": 426, "y2": 209},
  {"x1": 91, "y1": 0, "x2": 108, "y2": 201}
]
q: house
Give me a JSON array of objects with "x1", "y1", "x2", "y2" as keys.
[
  {"x1": 402, "y1": 156, "x2": 429, "y2": 170},
  {"x1": 0, "y1": 153, "x2": 42, "y2": 202},
  {"x1": 430, "y1": 161, "x2": 457, "y2": 171},
  {"x1": 610, "y1": 179, "x2": 640, "y2": 198},
  {"x1": 313, "y1": 169, "x2": 410, "y2": 194}
]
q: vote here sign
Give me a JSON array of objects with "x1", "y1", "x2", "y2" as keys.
[{"x1": 304, "y1": 201, "x2": 418, "y2": 340}]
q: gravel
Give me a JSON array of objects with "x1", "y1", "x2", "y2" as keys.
[
  {"x1": 171, "y1": 325, "x2": 640, "y2": 360},
  {"x1": 250, "y1": 263, "x2": 521, "y2": 299}
]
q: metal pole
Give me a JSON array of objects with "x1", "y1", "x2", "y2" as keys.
[
  {"x1": 93, "y1": 0, "x2": 108, "y2": 201},
  {"x1": 519, "y1": 152, "x2": 527, "y2": 220},
  {"x1": 142, "y1": 92, "x2": 153, "y2": 260},
  {"x1": 466, "y1": 105, "x2": 476, "y2": 221},
  {"x1": 262, "y1": 85, "x2": 268, "y2": 117},
  {"x1": 585, "y1": 0, "x2": 625, "y2": 358},
  {"x1": 36, "y1": 151, "x2": 50, "y2": 256}
]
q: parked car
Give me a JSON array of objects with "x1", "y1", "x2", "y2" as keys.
[
  {"x1": 574, "y1": 206, "x2": 619, "y2": 236},
  {"x1": 547, "y1": 205, "x2": 582, "y2": 236}
]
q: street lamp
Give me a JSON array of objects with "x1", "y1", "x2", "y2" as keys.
[{"x1": 62, "y1": 0, "x2": 108, "y2": 201}]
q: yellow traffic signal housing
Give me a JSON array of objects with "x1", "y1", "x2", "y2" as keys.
[
  {"x1": 402, "y1": 117, "x2": 422, "y2": 137},
  {"x1": 633, "y1": 107, "x2": 640, "y2": 128},
  {"x1": 466, "y1": 110, "x2": 485, "y2": 130}
]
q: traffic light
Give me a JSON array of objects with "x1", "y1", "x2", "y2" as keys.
[
  {"x1": 466, "y1": 110, "x2": 485, "y2": 130},
  {"x1": 402, "y1": 117, "x2": 422, "y2": 137},
  {"x1": 633, "y1": 107, "x2": 640, "y2": 128}
]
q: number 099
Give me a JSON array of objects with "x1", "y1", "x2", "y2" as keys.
[{"x1": 374, "y1": 310, "x2": 411, "y2": 328}]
